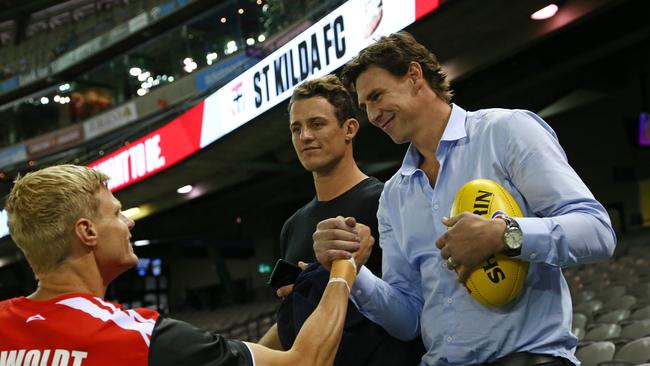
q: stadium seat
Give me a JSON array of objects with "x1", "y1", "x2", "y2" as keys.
[
  {"x1": 627, "y1": 283, "x2": 650, "y2": 299},
  {"x1": 594, "y1": 361, "x2": 635, "y2": 365},
  {"x1": 585, "y1": 323, "x2": 622, "y2": 341},
  {"x1": 574, "y1": 290, "x2": 597, "y2": 305},
  {"x1": 605, "y1": 296, "x2": 637, "y2": 311},
  {"x1": 620, "y1": 320, "x2": 650, "y2": 340},
  {"x1": 575, "y1": 341, "x2": 615, "y2": 366},
  {"x1": 600, "y1": 285, "x2": 628, "y2": 300},
  {"x1": 574, "y1": 313, "x2": 589, "y2": 331},
  {"x1": 596, "y1": 309, "x2": 631, "y2": 324},
  {"x1": 632, "y1": 306, "x2": 650, "y2": 321},
  {"x1": 614, "y1": 337, "x2": 650, "y2": 364},
  {"x1": 576, "y1": 300, "x2": 605, "y2": 318}
]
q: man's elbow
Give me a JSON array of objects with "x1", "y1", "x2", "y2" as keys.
[
  {"x1": 589, "y1": 219, "x2": 617, "y2": 262},
  {"x1": 602, "y1": 224, "x2": 617, "y2": 258}
]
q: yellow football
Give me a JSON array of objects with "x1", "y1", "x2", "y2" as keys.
[{"x1": 450, "y1": 179, "x2": 529, "y2": 307}]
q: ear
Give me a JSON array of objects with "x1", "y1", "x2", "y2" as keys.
[
  {"x1": 407, "y1": 61, "x2": 424, "y2": 88},
  {"x1": 343, "y1": 118, "x2": 360, "y2": 142},
  {"x1": 74, "y1": 218, "x2": 99, "y2": 248}
]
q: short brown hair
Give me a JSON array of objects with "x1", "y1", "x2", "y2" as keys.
[
  {"x1": 5, "y1": 165, "x2": 109, "y2": 273},
  {"x1": 288, "y1": 74, "x2": 357, "y2": 124},
  {"x1": 341, "y1": 31, "x2": 453, "y2": 103}
]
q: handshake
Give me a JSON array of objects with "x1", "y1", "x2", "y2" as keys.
[{"x1": 269, "y1": 216, "x2": 375, "y2": 298}]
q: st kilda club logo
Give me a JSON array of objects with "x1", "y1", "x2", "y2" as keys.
[{"x1": 231, "y1": 80, "x2": 244, "y2": 117}]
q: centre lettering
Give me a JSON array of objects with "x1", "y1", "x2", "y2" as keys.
[{"x1": 253, "y1": 15, "x2": 346, "y2": 108}]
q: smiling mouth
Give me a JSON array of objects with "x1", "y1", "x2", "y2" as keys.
[{"x1": 381, "y1": 115, "x2": 394, "y2": 129}]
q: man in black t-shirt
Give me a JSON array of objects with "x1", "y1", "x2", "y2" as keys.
[{"x1": 258, "y1": 75, "x2": 423, "y2": 365}]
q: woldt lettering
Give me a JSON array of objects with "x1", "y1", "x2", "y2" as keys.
[{"x1": 0, "y1": 349, "x2": 88, "y2": 366}]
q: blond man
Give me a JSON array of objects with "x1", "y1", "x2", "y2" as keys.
[{"x1": 0, "y1": 164, "x2": 371, "y2": 366}]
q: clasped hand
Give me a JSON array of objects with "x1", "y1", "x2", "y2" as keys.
[
  {"x1": 312, "y1": 216, "x2": 375, "y2": 271},
  {"x1": 435, "y1": 212, "x2": 506, "y2": 282}
]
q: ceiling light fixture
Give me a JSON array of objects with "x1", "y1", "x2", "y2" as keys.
[
  {"x1": 177, "y1": 185, "x2": 193, "y2": 194},
  {"x1": 122, "y1": 207, "x2": 141, "y2": 218},
  {"x1": 530, "y1": 4, "x2": 559, "y2": 20},
  {"x1": 133, "y1": 240, "x2": 151, "y2": 247}
]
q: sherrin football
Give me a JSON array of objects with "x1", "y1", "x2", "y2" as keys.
[{"x1": 450, "y1": 179, "x2": 529, "y2": 307}]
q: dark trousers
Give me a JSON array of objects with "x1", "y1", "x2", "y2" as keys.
[{"x1": 483, "y1": 353, "x2": 572, "y2": 366}]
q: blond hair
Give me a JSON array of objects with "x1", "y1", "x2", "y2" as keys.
[{"x1": 5, "y1": 165, "x2": 109, "y2": 273}]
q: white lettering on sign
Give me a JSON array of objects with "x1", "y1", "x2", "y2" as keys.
[
  {"x1": 200, "y1": 0, "x2": 418, "y2": 148},
  {"x1": 90, "y1": 134, "x2": 166, "y2": 190}
]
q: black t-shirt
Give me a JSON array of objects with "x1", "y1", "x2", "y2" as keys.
[
  {"x1": 149, "y1": 316, "x2": 253, "y2": 366},
  {"x1": 280, "y1": 177, "x2": 383, "y2": 275},
  {"x1": 276, "y1": 177, "x2": 425, "y2": 366}
]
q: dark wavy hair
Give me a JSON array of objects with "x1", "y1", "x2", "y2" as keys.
[
  {"x1": 341, "y1": 31, "x2": 453, "y2": 103},
  {"x1": 288, "y1": 74, "x2": 357, "y2": 125}
]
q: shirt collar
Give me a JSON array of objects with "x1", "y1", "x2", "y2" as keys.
[{"x1": 399, "y1": 103, "x2": 467, "y2": 176}]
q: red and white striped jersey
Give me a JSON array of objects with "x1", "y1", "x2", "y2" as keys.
[
  {"x1": 0, "y1": 293, "x2": 158, "y2": 366},
  {"x1": 0, "y1": 293, "x2": 253, "y2": 366}
]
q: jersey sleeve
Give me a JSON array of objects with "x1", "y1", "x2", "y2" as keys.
[{"x1": 149, "y1": 316, "x2": 254, "y2": 366}]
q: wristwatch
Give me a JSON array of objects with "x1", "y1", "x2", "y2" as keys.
[{"x1": 495, "y1": 214, "x2": 523, "y2": 257}]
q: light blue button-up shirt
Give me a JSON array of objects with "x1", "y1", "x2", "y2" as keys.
[{"x1": 351, "y1": 104, "x2": 616, "y2": 366}]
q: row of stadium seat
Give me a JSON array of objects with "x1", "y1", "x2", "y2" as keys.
[
  {"x1": 576, "y1": 338, "x2": 650, "y2": 366},
  {"x1": 0, "y1": 0, "x2": 151, "y2": 79},
  {"x1": 172, "y1": 299, "x2": 279, "y2": 341},
  {"x1": 569, "y1": 230, "x2": 650, "y2": 365}
]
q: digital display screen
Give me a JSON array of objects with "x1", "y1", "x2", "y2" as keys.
[
  {"x1": 136, "y1": 257, "x2": 162, "y2": 277},
  {"x1": 640, "y1": 112, "x2": 650, "y2": 146}
]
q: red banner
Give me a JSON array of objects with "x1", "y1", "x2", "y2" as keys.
[
  {"x1": 415, "y1": 0, "x2": 440, "y2": 20},
  {"x1": 88, "y1": 102, "x2": 204, "y2": 191}
]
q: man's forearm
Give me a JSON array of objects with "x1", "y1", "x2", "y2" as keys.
[
  {"x1": 257, "y1": 323, "x2": 283, "y2": 350},
  {"x1": 247, "y1": 259, "x2": 355, "y2": 366}
]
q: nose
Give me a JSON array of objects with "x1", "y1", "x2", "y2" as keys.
[
  {"x1": 300, "y1": 127, "x2": 315, "y2": 142},
  {"x1": 122, "y1": 213, "x2": 135, "y2": 230}
]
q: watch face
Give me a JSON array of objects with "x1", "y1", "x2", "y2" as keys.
[{"x1": 505, "y1": 228, "x2": 523, "y2": 250}]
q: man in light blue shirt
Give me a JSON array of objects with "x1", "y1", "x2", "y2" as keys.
[{"x1": 313, "y1": 32, "x2": 616, "y2": 366}]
